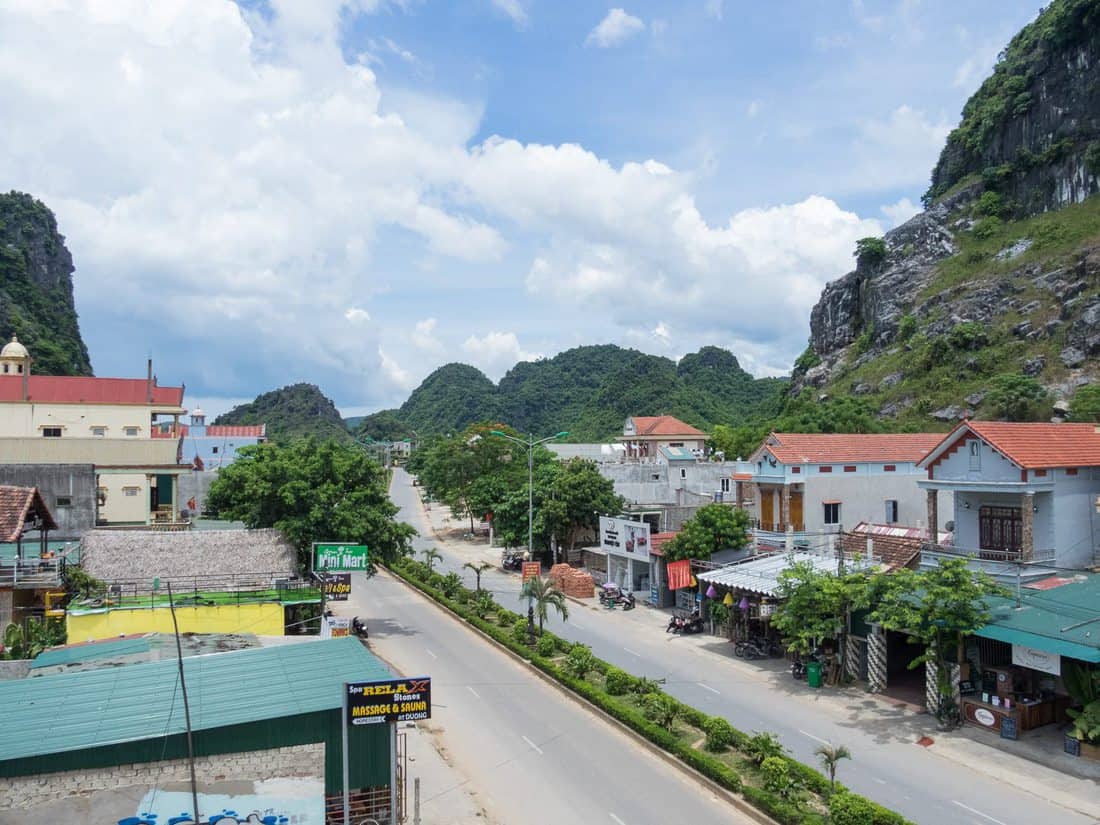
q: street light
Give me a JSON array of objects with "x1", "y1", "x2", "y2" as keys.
[{"x1": 490, "y1": 429, "x2": 569, "y2": 639}]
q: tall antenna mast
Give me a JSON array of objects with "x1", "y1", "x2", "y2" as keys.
[{"x1": 167, "y1": 582, "x2": 202, "y2": 823}]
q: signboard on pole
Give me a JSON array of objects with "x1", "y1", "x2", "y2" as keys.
[
  {"x1": 599, "y1": 516, "x2": 650, "y2": 560},
  {"x1": 321, "y1": 615, "x2": 350, "y2": 639},
  {"x1": 346, "y1": 677, "x2": 432, "y2": 725},
  {"x1": 314, "y1": 543, "x2": 369, "y2": 572},
  {"x1": 322, "y1": 572, "x2": 352, "y2": 601},
  {"x1": 522, "y1": 561, "x2": 541, "y2": 583}
]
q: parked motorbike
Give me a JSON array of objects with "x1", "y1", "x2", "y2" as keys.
[
  {"x1": 501, "y1": 550, "x2": 524, "y2": 572},
  {"x1": 619, "y1": 592, "x2": 636, "y2": 611},
  {"x1": 734, "y1": 639, "x2": 766, "y2": 659},
  {"x1": 352, "y1": 616, "x2": 369, "y2": 639},
  {"x1": 791, "y1": 649, "x2": 821, "y2": 680},
  {"x1": 666, "y1": 610, "x2": 703, "y2": 634}
]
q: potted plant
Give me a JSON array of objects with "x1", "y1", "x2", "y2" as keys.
[{"x1": 1067, "y1": 700, "x2": 1100, "y2": 761}]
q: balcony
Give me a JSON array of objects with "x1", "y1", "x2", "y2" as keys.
[
  {"x1": 0, "y1": 556, "x2": 63, "y2": 589},
  {"x1": 920, "y1": 542, "x2": 1055, "y2": 564}
]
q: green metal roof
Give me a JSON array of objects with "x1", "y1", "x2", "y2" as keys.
[
  {"x1": 30, "y1": 636, "x2": 153, "y2": 669},
  {"x1": 975, "y1": 574, "x2": 1100, "y2": 663},
  {"x1": 0, "y1": 637, "x2": 391, "y2": 762}
]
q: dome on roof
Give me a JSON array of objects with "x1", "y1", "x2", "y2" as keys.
[
  {"x1": 191, "y1": 406, "x2": 205, "y2": 417},
  {"x1": 1, "y1": 335, "x2": 28, "y2": 359}
]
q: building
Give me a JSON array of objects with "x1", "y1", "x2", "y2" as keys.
[
  {"x1": 619, "y1": 415, "x2": 707, "y2": 460},
  {"x1": 156, "y1": 408, "x2": 267, "y2": 470},
  {"x1": 0, "y1": 485, "x2": 62, "y2": 628},
  {"x1": 0, "y1": 336, "x2": 189, "y2": 527},
  {"x1": 919, "y1": 421, "x2": 1100, "y2": 572},
  {"x1": 747, "y1": 432, "x2": 949, "y2": 549},
  {"x1": 0, "y1": 637, "x2": 396, "y2": 824}
]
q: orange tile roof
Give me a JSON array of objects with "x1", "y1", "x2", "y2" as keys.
[
  {"x1": 927, "y1": 421, "x2": 1100, "y2": 470},
  {"x1": 648, "y1": 531, "x2": 678, "y2": 557},
  {"x1": 0, "y1": 486, "x2": 58, "y2": 543},
  {"x1": 758, "y1": 432, "x2": 944, "y2": 464},
  {"x1": 626, "y1": 415, "x2": 707, "y2": 438},
  {"x1": 0, "y1": 375, "x2": 184, "y2": 406}
]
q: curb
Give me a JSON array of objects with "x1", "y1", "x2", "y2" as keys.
[{"x1": 381, "y1": 566, "x2": 778, "y2": 825}]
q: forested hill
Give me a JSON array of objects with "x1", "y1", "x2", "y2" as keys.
[
  {"x1": 0, "y1": 192, "x2": 92, "y2": 375},
  {"x1": 356, "y1": 344, "x2": 787, "y2": 441},
  {"x1": 215, "y1": 383, "x2": 352, "y2": 444}
]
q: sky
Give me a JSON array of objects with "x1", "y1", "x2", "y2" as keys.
[{"x1": 0, "y1": 0, "x2": 1043, "y2": 419}]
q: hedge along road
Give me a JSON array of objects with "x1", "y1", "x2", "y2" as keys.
[
  {"x1": 390, "y1": 468, "x2": 1096, "y2": 825},
  {"x1": 344, "y1": 559, "x2": 750, "y2": 823}
]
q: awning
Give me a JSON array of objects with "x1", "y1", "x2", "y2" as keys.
[
  {"x1": 697, "y1": 551, "x2": 874, "y2": 597},
  {"x1": 974, "y1": 624, "x2": 1100, "y2": 663}
]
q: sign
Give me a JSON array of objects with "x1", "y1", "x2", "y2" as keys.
[
  {"x1": 974, "y1": 707, "x2": 996, "y2": 727},
  {"x1": 667, "y1": 558, "x2": 691, "y2": 590},
  {"x1": 321, "y1": 615, "x2": 350, "y2": 639},
  {"x1": 1000, "y1": 717, "x2": 1018, "y2": 740},
  {"x1": 1012, "y1": 643, "x2": 1061, "y2": 675},
  {"x1": 314, "y1": 543, "x2": 369, "y2": 572},
  {"x1": 522, "y1": 561, "x2": 541, "y2": 584},
  {"x1": 1065, "y1": 734, "x2": 1082, "y2": 757},
  {"x1": 599, "y1": 516, "x2": 651, "y2": 561},
  {"x1": 323, "y1": 572, "x2": 351, "y2": 601},
  {"x1": 347, "y1": 677, "x2": 431, "y2": 726}
]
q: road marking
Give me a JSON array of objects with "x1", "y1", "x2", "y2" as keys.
[
  {"x1": 609, "y1": 814, "x2": 627, "y2": 825},
  {"x1": 871, "y1": 777, "x2": 887, "y2": 785},
  {"x1": 696, "y1": 682, "x2": 720, "y2": 695},
  {"x1": 798, "y1": 729, "x2": 831, "y2": 746},
  {"x1": 466, "y1": 686, "x2": 481, "y2": 699},
  {"x1": 522, "y1": 735, "x2": 543, "y2": 755},
  {"x1": 952, "y1": 801, "x2": 1008, "y2": 825},
  {"x1": 624, "y1": 647, "x2": 641, "y2": 657},
  {"x1": 426, "y1": 648, "x2": 438, "y2": 659}
]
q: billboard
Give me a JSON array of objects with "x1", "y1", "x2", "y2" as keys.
[
  {"x1": 347, "y1": 677, "x2": 432, "y2": 725},
  {"x1": 599, "y1": 516, "x2": 650, "y2": 560},
  {"x1": 322, "y1": 572, "x2": 351, "y2": 601},
  {"x1": 314, "y1": 543, "x2": 369, "y2": 572}
]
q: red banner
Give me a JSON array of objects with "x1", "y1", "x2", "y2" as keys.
[
  {"x1": 667, "y1": 559, "x2": 692, "y2": 591},
  {"x1": 522, "y1": 562, "x2": 541, "y2": 583}
]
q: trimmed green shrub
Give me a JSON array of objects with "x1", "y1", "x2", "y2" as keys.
[
  {"x1": 536, "y1": 633, "x2": 556, "y2": 658},
  {"x1": 511, "y1": 618, "x2": 531, "y2": 646},
  {"x1": 829, "y1": 791, "x2": 878, "y2": 825},
  {"x1": 762, "y1": 756, "x2": 796, "y2": 797},
  {"x1": 643, "y1": 692, "x2": 682, "y2": 732},
  {"x1": 604, "y1": 667, "x2": 635, "y2": 696},
  {"x1": 704, "y1": 716, "x2": 735, "y2": 752},
  {"x1": 745, "y1": 731, "x2": 786, "y2": 765},
  {"x1": 564, "y1": 644, "x2": 596, "y2": 679}
]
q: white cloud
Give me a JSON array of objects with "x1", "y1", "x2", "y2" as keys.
[
  {"x1": 492, "y1": 0, "x2": 528, "y2": 27},
  {"x1": 852, "y1": 105, "x2": 951, "y2": 190},
  {"x1": 653, "y1": 321, "x2": 671, "y2": 345},
  {"x1": 953, "y1": 40, "x2": 1002, "y2": 90},
  {"x1": 379, "y1": 347, "x2": 414, "y2": 390},
  {"x1": 412, "y1": 317, "x2": 445, "y2": 352},
  {"x1": 746, "y1": 100, "x2": 761, "y2": 118},
  {"x1": 704, "y1": 0, "x2": 724, "y2": 21},
  {"x1": 345, "y1": 307, "x2": 371, "y2": 323},
  {"x1": 881, "y1": 197, "x2": 921, "y2": 228},
  {"x1": 461, "y1": 331, "x2": 540, "y2": 378},
  {"x1": 586, "y1": 8, "x2": 645, "y2": 48}
]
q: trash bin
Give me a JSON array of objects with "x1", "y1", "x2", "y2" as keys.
[{"x1": 807, "y1": 661, "x2": 823, "y2": 688}]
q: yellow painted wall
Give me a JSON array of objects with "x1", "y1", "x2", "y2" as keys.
[{"x1": 67, "y1": 602, "x2": 285, "y2": 641}]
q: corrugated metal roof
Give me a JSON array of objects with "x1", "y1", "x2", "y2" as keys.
[
  {"x1": 30, "y1": 635, "x2": 153, "y2": 669},
  {"x1": 977, "y1": 573, "x2": 1100, "y2": 663},
  {"x1": 659, "y1": 446, "x2": 696, "y2": 461},
  {"x1": 0, "y1": 637, "x2": 391, "y2": 761},
  {"x1": 697, "y1": 551, "x2": 874, "y2": 596}
]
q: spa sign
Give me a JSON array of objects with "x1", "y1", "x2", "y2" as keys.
[{"x1": 347, "y1": 677, "x2": 432, "y2": 725}]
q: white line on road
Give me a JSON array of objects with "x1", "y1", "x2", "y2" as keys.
[
  {"x1": 952, "y1": 801, "x2": 1008, "y2": 825},
  {"x1": 466, "y1": 686, "x2": 481, "y2": 699},
  {"x1": 522, "y1": 735, "x2": 543, "y2": 755},
  {"x1": 696, "y1": 682, "x2": 720, "y2": 695},
  {"x1": 426, "y1": 648, "x2": 438, "y2": 659},
  {"x1": 871, "y1": 777, "x2": 887, "y2": 785},
  {"x1": 609, "y1": 814, "x2": 627, "y2": 825},
  {"x1": 624, "y1": 647, "x2": 641, "y2": 657},
  {"x1": 798, "y1": 729, "x2": 831, "y2": 746}
]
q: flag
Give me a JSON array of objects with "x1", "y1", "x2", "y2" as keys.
[
  {"x1": 667, "y1": 559, "x2": 691, "y2": 590},
  {"x1": 187, "y1": 497, "x2": 197, "y2": 511}
]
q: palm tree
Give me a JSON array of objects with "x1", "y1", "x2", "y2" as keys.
[
  {"x1": 463, "y1": 561, "x2": 493, "y2": 592},
  {"x1": 520, "y1": 576, "x2": 569, "y2": 633},
  {"x1": 815, "y1": 743, "x2": 851, "y2": 790},
  {"x1": 422, "y1": 547, "x2": 442, "y2": 575}
]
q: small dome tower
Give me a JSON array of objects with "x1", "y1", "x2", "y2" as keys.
[
  {"x1": 0, "y1": 335, "x2": 29, "y2": 376},
  {"x1": 190, "y1": 407, "x2": 206, "y2": 426}
]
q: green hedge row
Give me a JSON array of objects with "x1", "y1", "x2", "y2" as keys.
[{"x1": 387, "y1": 560, "x2": 911, "y2": 825}]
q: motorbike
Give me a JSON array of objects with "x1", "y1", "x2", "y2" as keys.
[
  {"x1": 734, "y1": 639, "x2": 766, "y2": 659},
  {"x1": 666, "y1": 610, "x2": 704, "y2": 634},
  {"x1": 605, "y1": 591, "x2": 636, "y2": 610},
  {"x1": 501, "y1": 550, "x2": 524, "y2": 572},
  {"x1": 351, "y1": 616, "x2": 369, "y2": 639},
  {"x1": 791, "y1": 649, "x2": 821, "y2": 680}
]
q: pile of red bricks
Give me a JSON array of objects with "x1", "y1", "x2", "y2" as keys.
[{"x1": 549, "y1": 563, "x2": 595, "y2": 599}]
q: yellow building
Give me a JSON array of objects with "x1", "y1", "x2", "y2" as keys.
[{"x1": 0, "y1": 336, "x2": 189, "y2": 526}]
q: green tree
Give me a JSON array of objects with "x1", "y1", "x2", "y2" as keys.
[
  {"x1": 709, "y1": 423, "x2": 769, "y2": 462},
  {"x1": 870, "y1": 559, "x2": 1006, "y2": 727},
  {"x1": 205, "y1": 438, "x2": 415, "y2": 574},
  {"x1": 815, "y1": 743, "x2": 852, "y2": 790},
  {"x1": 1070, "y1": 384, "x2": 1100, "y2": 422},
  {"x1": 987, "y1": 372, "x2": 1049, "y2": 421},
  {"x1": 463, "y1": 561, "x2": 493, "y2": 592},
  {"x1": 643, "y1": 692, "x2": 681, "y2": 732},
  {"x1": 663, "y1": 504, "x2": 750, "y2": 562},
  {"x1": 422, "y1": 547, "x2": 442, "y2": 575},
  {"x1": 520, "y1": 576, "x2": 569, "y2": 633},
  {"x1": 539, "y1": 458, "x2": 625, "y2": 560},
  {"x1": 854, "y1": 236, "x2": 887, "y2": 267}
]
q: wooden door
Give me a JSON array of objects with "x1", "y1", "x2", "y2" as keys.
[
  {"x1": 760, "y1": 489, "x2": 774, "y2": 529},
  {"x1": 790, "y1": 492, "x2": 804, "y2": 531},
  {"x1": 979, "y1": 506, "x2": 1021, "y2": 553}
]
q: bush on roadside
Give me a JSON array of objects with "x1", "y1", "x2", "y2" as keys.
[
  {"x1": 564, "y1": 644, "x2": 596, "y2": 679},
  {"x1": 536, "y1": 633, "x2": 556, "y2": 658},
  {"x1": 829, "y1": 791, "x2": 877, "y2": 825},
  {"x1": 703, "y1": 716, "x2": 735, "y2": 752},
  {"x1": 745, "y1": 731, "x2": 787, "y2": 765},
  {"x1": 511, "y1": 618, "x2": 531, "y2": 646},
  {"x1": 643, "y1": 692, "x2": 681, "y2": 732},
  {"x1": 604, "y1": 667, "x2": 635, "y2": 696},
  {"x1": 762, "y1": 756, "x2": 798, "y2": 798}
]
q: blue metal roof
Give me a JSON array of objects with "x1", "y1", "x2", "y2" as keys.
[
  {"x1": 0, "y1": 637, "x2": 391, "y2": 761},
  {"x1": 658, "y1": 446, "x2": 696, "y2": 461}
]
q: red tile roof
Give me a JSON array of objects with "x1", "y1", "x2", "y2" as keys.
[
  {"x1": 0, "y1": 375, "x2": 184, "y2": 407},
  {"x1": 625, "y1": 416, "x2": 707, "y2": 438},
  {"x1": 925, "y1": 420, "x2": 1100, "y2": 470},
  {"x1": 0, "y1": 486, "x2": 58, "y2": 543},
  {"x1": 648, "y1": 532, "x2": 678, "y2": 557},
  {"x1": 757, "y1": 432, "x2": 944, "y2": 465}
]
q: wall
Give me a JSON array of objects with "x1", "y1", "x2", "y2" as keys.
[
  {"x1": 1, "y1": 742, "x2": 323, "y2": 811},
  {"x1": 67, "y1": 602, "x2": 286, "y2": 640},
  {"x1": 0, "y1": 435, "x2": 180, "y2": 465},
  {"x1": 0, "y1": 463, "x2": 95, "y2": 538},
  {"x1": 0, "y1": 401, "x2": 179, "y2": 438},
  {"x1": 1051, "y1": 470, "x2": 1100, "y2": 568},
  {"x1": 98, "y1": 471, "x2": 153, "y2": 524},
  {"x1": 81, "y1": 527, "x2": 297, "y2": 583},
  {"x1": 933, "y1": 437, "x2": 1022, "y2": 482},
  {"x1": 176, "y1": 468, "x2": 221, "y2": 516},
  {"x1": 182, "y1": 432, "x2": 263, "y2": 469},
  {"x1": 802, "y1": 470, "x2": 940, "y2": 533},
  {"x1": 598, "y1": 461, "x2": 744, "y2": 506}
]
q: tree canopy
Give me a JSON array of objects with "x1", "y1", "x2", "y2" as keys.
[{"x1": 663, "y1": 504, "x2": 751, "y2": 562}]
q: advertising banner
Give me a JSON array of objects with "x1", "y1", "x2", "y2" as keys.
[
  {"x1": 667, "y1": 558, "x2": 692, "y2": 590},
  {"x1": 320, "y1": 615, "x2": 350, "y2": 639},
  {"x1": 314, "y1": 543, "x2": 369, "y2": 572},
  {"x1": 522, "y1": 561, "x2": 541, "y2": 583},
  {"x1": 347, "y1": 677, "x2": 432, "y2": 726},
  {"x1": 1012, "y1": 644, "x2": 1061, "y2": 675},
  {"x1": 322, "y1": 572, "x2": 351, "y2": 601},
  {"x1": 599, "y1": 516, "x2": 650, "y2": 560}
]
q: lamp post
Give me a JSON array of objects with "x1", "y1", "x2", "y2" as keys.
[{"x1": 490, "y1": 429, "x2": 569, "y2": 638}]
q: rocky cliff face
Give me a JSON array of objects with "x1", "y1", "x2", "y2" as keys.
[{"x1": 0, "y1": 191, "x2": 91, "y2": 375}]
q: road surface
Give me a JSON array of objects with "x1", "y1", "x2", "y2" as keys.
[{"x1": 389, "y1": 468, "x2": 1099, "y2": 825}]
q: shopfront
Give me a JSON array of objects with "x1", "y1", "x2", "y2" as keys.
[{"x1": 600, "y1": 516, "x2": 651, "y2": 594}]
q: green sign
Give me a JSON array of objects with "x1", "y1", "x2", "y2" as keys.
[{"x1": 315, "y1": 543, "x2": 369, "y2": 571}]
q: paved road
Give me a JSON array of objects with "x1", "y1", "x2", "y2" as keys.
[
  {"x1": 390, "y1": 468, "x2": 1098, "y2": 825},
  {"x1": 342, "y1": 550, "x2": 750, "y2": 823}
]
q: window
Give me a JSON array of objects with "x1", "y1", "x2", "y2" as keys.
[
  {"x1": 212, "y1": 446, "x2": 219, "y2": 454},
  {"x1": 979, "y1": 506, "x2": 1021, "y2": 552},
  {"x1": 968, "y1": 440, "x2": 981, "y2": 471},
  {"x1": 669, "y1": 442, "x2": 684, "y2": 447},
  {"x1": 56, "y1": 496, "x2": 72, "y2": 507},
  {"x1": 91, "y1": 426, "x2": 106, "y2": 437},
  {"x1": 1033, "y1": 469, "x2": 1047, "y2": 477},
  {"x1": 791, "y1": 466, "x2": 801, "y2": 474},
  {"x1": 124, "y1": 426, "x2": 139, "y2": 437},
  {"x1": 885, "y1": 500, "x2": 898, "y2": 523},
  {"x1": 818, "y1": 466, "x2": 832, "y2": 473},
  {"x1": 843, "y1": 465, "x2": 857, "y2": 473},
  {"x1": 721, "y1": 478, "x2": 731, "y2": 493},
  {"x1": 42, "y1": 427, "x2": 61, "y2": 438},
  {"x1": 823, "y1": 502, "x2": 841, "y2": 525},
  {"x1": 123, "y1": 487, "x2": 140, "y2": 497},
  {"x1": 1067, "y1": 468, "x2": 1079, "y2": 476},
  {"x1": 679, "y1": 468, "x2": 687, "y2": 480},
  {"x1": 883, "y1": 464, "x2": 896, "y2": 472},
  {"x1": 651, "y1": 473, "x2": 660, "y2": 481}
]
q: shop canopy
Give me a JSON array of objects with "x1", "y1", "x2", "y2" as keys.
[
  {"x1": 975, "y1": 573, "x2": 1100, "y2": 663},
  {"x1": 697, "y1": 551, "x2": 874, "y2": 597}
]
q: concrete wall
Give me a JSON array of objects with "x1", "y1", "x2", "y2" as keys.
[
  {"x1": 0, "y1": 463, "x2": 95, "y2": 539},
  {"x1": 0, "y1": 400, "x2": 180, "y2": 438},
  {"x1": 0, "y1": 742, "x2": 323, "y2": 812},
  {"x1": 1052, "y1": 470, "x2": 1100, "y2": 567},
  {"x1": 98, "y1": 471, "x2": 155, "y2": 524},
  {"x1": 934, "y1": 437, "x2": 1022, "y2": 482},
  {"x1": 176, "y1": 468, "x2": 220, "y2": 517},
  {"x1": 67, "y1": 602, "x2": 286, "y2": 641},
  {"x1": 599, "y1": 461, "x2": 745, "y2": 506},
  {"x1": 801, "y1": 473, "x2": 939, "y2": 533},
  {"x1": 81, "y1": 527, "x2": 298, "y2": 583}
]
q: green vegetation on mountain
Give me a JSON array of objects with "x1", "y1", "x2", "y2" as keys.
[
  {"x1": 357, "y1": 344, "x2": 786, "y2": 441},
  {"x1": 0, "y1": 192, "x2": 91, "y2": 376},
  {"x1": 214, "y1": 382, "x2": 351, "y2": 443}
]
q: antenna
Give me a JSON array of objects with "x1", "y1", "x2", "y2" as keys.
[{"x1": 167, "y1": 582, "x2": 201, "y2": 823}]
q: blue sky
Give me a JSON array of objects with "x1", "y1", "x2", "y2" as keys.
[{"x1": 0, "y1": 1, "x2": 1041, "y2": 419}]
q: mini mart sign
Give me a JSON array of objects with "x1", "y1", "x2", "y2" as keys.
[{"x1": 314, "y1": 543, "x2": 369, "y2": 572}]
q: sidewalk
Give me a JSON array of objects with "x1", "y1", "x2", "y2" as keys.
[{"x1": 415, "y1": 494, "x2": 1100, "y2": 818}]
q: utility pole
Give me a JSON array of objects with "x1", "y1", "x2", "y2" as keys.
[{"x1": 167, "y1": 582, "x2": 201, "y2": 824}]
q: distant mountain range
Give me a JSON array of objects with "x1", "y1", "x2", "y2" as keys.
[{"x1": 214, "y1": 383, "x2": 352, "y2": 444}]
